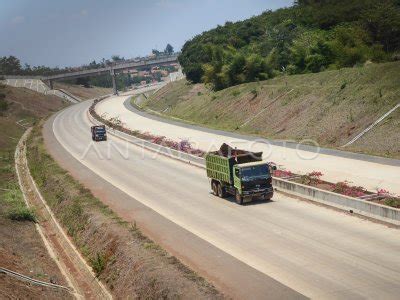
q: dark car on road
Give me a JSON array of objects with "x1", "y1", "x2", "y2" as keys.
[{"x1": 91, "y1": 125, "x2": 107, "y2": 141}]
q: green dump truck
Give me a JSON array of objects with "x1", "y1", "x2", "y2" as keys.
[{"x1": 206, "y1": 144, "x2": 275, "y2": 205}]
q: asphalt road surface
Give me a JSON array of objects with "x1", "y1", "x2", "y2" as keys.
[
  {"x1": 47, "y1": 99, "x2": 400, "y2": 299},
  {"x1": 96, "y1": 95, "x2": 400, "y2": 195}
]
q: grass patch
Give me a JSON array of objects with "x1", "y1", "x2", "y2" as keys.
[{"x1": 0, "y1": 106, "x2": 24, "y2": 216}]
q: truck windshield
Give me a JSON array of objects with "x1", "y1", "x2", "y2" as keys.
[{"x1": 241, "y1": 165, "x2": 269, "y2": 180}]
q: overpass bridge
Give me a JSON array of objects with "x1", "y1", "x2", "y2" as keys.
[{"x1": 3, "y1": 54, "x2": 179, "y2": 95}]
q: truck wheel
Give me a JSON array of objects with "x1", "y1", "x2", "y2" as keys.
[
  {"x1": 217, "y1": 184, "x2": 226, "y2": 198},
  {"x1": 264, "y1": 192, "x2": 273, "y2": 201},
  {"x1": 211, "y1": 181, "x2": 218, "y2": 196},
  {"x1": 235, "y1": 190, "x2": 243, "y2": 205}
]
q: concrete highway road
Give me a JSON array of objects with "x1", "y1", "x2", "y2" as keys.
[
  {"x1": 96, "y1": 95, "x2": 400, "y2": 195},
  {"x1": 45, "y1": 97, "x2": 400, "y2": 299}
]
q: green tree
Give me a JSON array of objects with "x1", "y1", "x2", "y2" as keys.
[
  {"x1": 362, "y1": 2, "x2": 400, "y2": 52},
  {"x1": 111, "y1": 55, "x2": 123, "y2": 62},
  {"x1": 152, "y1": 49, "x2": 161, "y2": 56},
  {"x1": 164, "y1": 44, "x2": 174, "y2": 54},
  {"x1": 227, "y1": 53, "x2": 246, "y2": 85},
  {"x1": 0, "y1": 56, "x2": 22, "y2": 75},
  {"x1": 245, "y1": 54, "x2": 270, "y2": 81}
]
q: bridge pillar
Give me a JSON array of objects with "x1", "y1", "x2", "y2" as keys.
[{"x1": 111, "y1": 69, "x2": 118, "y2": 95}]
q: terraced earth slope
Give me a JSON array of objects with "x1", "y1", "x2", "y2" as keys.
[{"x1": 143, "y1": 62, "x2": 400, "y2": 158}]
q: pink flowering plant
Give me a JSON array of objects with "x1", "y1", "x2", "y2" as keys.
[
  {"x1": 300, "y1": 171, "x2": 323, "y2": 186},
  {"x1": 273, "y1": 169, "x2": 293, "y2": 178},
  {"x1": 330, "y1": 181, "x2": 366, "y2": 197}
]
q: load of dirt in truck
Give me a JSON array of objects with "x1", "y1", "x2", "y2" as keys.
[{"x1": 205, "y1": 143, "x2": 275, "y2": 205}]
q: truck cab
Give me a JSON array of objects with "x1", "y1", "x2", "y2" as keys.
[
  {"x1": 91, "y1": 125, "x2": 107, "y2": 142},
  {"x1": 233, "y1": 162, "x2": 274, "y2": 204}
]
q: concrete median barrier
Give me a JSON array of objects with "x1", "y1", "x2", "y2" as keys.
[
  {"x1": 88, "y1": 98, "x2": 400, "y2": 226},
  {"x1": 272, "y1": 178, "x2": 400, "y2": 226}
]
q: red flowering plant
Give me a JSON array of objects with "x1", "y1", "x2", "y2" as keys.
[
  {"x1": 377, "y1": 188, "x2": 390, "y2": 196},
  {"x1": 299, "y1": 171, "x2": 323, "y2": 186},
  {"x1": 273, "y1": 169, "x2": 293, "y2": 178},
  {"x1": 152, "y1": 135, "x2": 166, "y2": 144},
  {"x1": 330, "y1": 181, "x2": 366, "y2": 197}
]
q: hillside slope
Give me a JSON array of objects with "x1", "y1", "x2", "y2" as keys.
[
  {"x1": 54, "y1": 82, "x2": 112, "y2": 100},
  {"x1": 143, "y1": 61, "x2": 400, "y2": 158},
  {"x1": 0, "y1": 84, "x2": 70, "y2": 298}
]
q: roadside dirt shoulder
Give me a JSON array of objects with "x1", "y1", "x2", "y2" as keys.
[
  {"x1": 16, "y1": 128, "x2": 110, "y2": 299},
  {"x1": 29, "y1": 121, "x2": 224, "y2": 299}
]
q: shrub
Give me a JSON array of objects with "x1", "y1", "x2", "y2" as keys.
[
  {"x1": 384, "y1": 198, "x2": 400, "y2": 208},
  {"x1": 377, "y1": 188, "x2": 390, "y2": 195},
  {"x1": 231, "y1": 90, "x2": 240, "y2": 97},
  {"x1": 0, "y1": 99, "x2": 8, "y2": 111},
  {"x1": 90, "y1": 252, "x2": 107, "y2": 277},
  {"x1": 300, "y1": 171, "x2": 323, "y2": 185},
  {"x1": 250, "y1": 88, "x2": 258, "y2": 97},
  {"x1": 7, "y1": 207, "x2": 36, "y2": 222},
  {"x1": 331, "y1": 181, "x2": 366, "y2": 197}
]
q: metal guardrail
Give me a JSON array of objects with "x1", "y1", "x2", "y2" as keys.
[{"x1": 0, "y1": 267, "x2": 72, "y2": 292}]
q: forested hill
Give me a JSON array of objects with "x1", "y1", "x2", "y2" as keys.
[{"x1": 178, "y1": 0, "x2": 400, "y2": 90}]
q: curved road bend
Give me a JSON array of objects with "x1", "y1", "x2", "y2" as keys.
[
  {"x1": 96, "y1": 95, "x2": 400, "y2": 195},
  {"x1": 46, "y1": 100, "x2": 400, "y2": 299}
]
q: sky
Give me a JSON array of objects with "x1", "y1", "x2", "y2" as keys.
[{"x1": 0, "y1": 0, "x2": 293, "y2": 67}]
